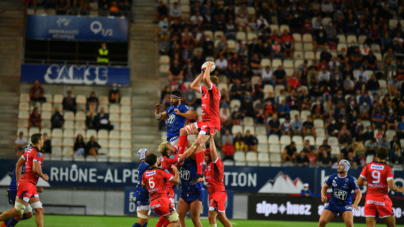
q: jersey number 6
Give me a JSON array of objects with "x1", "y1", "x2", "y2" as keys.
[{"x1": 149, "y1": 177, "x2": 155, "y2": 189}]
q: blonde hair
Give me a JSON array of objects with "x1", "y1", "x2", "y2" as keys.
[
  {"x1": 158, "y1": 141, "x2": 170, "y2": 156},
  {"x1": 210, "y1": 76, "x2": 218, "y2": 86}
]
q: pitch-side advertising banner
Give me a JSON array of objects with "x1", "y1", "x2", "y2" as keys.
[
  {"x1": 26, "y1": 15, "x2": 128, "y2": 41},
  {"x1": 248, "y1": 195, "x2": 404, "y2": 224},
  {"x1": 20, "y1": 64, "x2": 130, "y2": 86},
  {"x1": 124, "y1": 188, "x2": 234, "y2": 218}
]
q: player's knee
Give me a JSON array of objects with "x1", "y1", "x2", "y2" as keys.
[
  {"x1": 178, "y1": 211, "x2": 186, "y2": 219},
  {"x1": 34, "y1": 207, "x2": 44, "y2": 215},
  {"x1": 319, "y1": 219, "x2": 327, "y2": 225},
  {"x1": 24, "y1": 212, "x2": 33, "y2": 219},
  {"x1": 180, "y1": 127, "x2": 187, "y2": 135}
]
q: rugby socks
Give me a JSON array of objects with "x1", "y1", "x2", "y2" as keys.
[
  {"x1": 178, "y1": 136, "x2": 187, "y2": 155},
  {"x1": 6, "y1": 218, "x2": 18, "y2": 227},
  {"x1": 143, "y1": 222, "x2": 148, "y2": 227},
  {"x1": 209, "y1": 224, "x2": 217, "y2": 227},
  {"x1": 156, "y1": 217, "x2": 166, "y2": 227},
  {"x1": 196, "y1": 151, "x2": 204, "y2": 175},
  {"x1": 163, "y1": 218, "x2": 170, "y2": 227},
  {"x1": 132, "y1": 223, "x2": 141, "y2": 227}
]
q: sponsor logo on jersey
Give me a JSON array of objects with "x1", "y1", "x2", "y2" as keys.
[
  {"x1": 332, "y1": 180, "x2": 337, "y2": 187},
  {"x1": 345, "y1": 178, "x2": 349, "y2": 182},
  {"x1": 345, "y1": 205, "x2": 353, "y2": 210},
  {"x1": 342, "y1": 184, "x2": 349, "y2": 189},
  {"x1": 333, "y1": 188, "x2": 348, "y2": 200},
  {"x1": 371, "y1": 164, "x2": 384, "y2": 170},
  {"x1": 164, "y1": 169, "x2": 170, "y2": 174},
  {"x1": 37, "y1": 152, "x2": 43, "y2": 158},
  {"x1": 152, "y1": 203, "x2": 161, "y2": 209},
  {"x1": 167, "y1": 114, "x2": 176, "y2": 124},
  {"x1": 367, "y1": 200, "x2": 386, "y2": 206},
  {"x1": 146, "y1": 171, "x2": 156, "y2": 177},
  {"x1": 180, "y1": 169, "x2": 191, "y2": 180}
]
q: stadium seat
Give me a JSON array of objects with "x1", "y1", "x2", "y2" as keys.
[
  {"x1": 236, "y1": 32, "x2": 246, "y2": 41},
  {"x1": 292, "y1": 33, "x2": 301, "y2": 42},
  {"x1": 29, "y1": 127, "x2": 39, "y2": 135},
  {"x1": 304, "y1": 51, "x2": 315, "y2": 60},
  {"x1": 18, "y1": 119, "x2": 29, "y2": 128},
  {"x1": 18, "y1": 111, "x2": 29, "y2": 119},
  {"x1": 300, "y1": 110, "x2": 311, "y2": 120},
  {"x1": 98, "y1": 139, "x2": 109, "y2": 149},
  {"x1": 314, "y1": 119, "x2": 324, "y2": 128},
  {"x1": 304, "y1": 136, "x2": 315, "y2": 145},
  {"x1": 159, "y1": 55, "x2": 170, "y2": 64},
  {"x1": 269, "y1": 144, "x2": 281, "y2": 153},
  {"x1": 75, "y1": 112, "x2": 86, "y2": 121},
  {"x1": 269, "y1": 24, "x2": 279, "y2": 32},
  {"x1": 234, "y1": 151, "x2": 245, "y2": 162},
  {"x1": 98, "y1": 130, "x2": 109, "y2": 139},
  {"x1": 303, "y1": 43, "x2": 313, "y2": 51},
  {"x1": 274, "y1": 85, "x2": 285, "y2": 96},
  {"x1": 258, "y1": 152, "x2": 270, "y2": 162},
  {"x1": 358, "y1": 35, "x2": 367, "y2": 44},
  {"x1": 52, "y1": 138, "x2": 62, "y2": 146},
  {"x1": 271, "y1": 59, "x2": 282, "y2": 68},
  {"x1": 263, "y1": 84, "x2": 273, "y2": 93},
  {"x1": 110, "y1": 113, "x2": 120, "y2": 122},
  {"x1": 246, "y1": 152, "x2": 257, "y2": 161},
  {"x1": 62, "y1": 138, "x2": 74, "y2": 147},
  {"x1": 247, "y1": 7, "x2": 255, "y2": 16},
  {"x1": 74, "y1": 121, "x2": 86, "y2": 130},
  {"x1": 315, "y1": 128, "x2": 326, "y2": 137},
  {"x1": 227, "y1": 40, "x2": 236, "y2": 50},
  {"x1": 283, "y1": 60, "x2": 294, "y2": 68},
  {"x1": 331, "y1": 145, "x2": 340, "y2": 156},
  {"x1": 99, "y1": 96, "x2": 109, "y2": 105},
  {"x1": 371, "y1": 44, "x2": 381, "y2": 53},
  {"x1": 120, "y1": 131, "x2": 131, "y2": 140},
  {"x1": 347, "y1": 35, "x2": 357, "y2": 44},
  {"x1": 260, "y1": 58, "x2": 270, "y2": 67},
  {"x1": 302, "y1": 34, "x2": 312, "y2": 42},
  {"x1": 323, "y1": 17, "x2": 332, "y2": 25},
  {"x1": 74, "y1": 129, "x2": 86, "y2": 138},
  {"x1": 41, "y1": 128, "x2": 51, "y2": 137},
  {"x1": 99, "y1": 104, "x2": 109, "y2": 113},
  {"x1": 20, "y1": 93, "x2": 30, "y2": 102},
  {"x1": 294, "y1": 42, "x2": 303, "y2": 51},
  {"x1": 336, "y1": 34, "x2": 346, "y2": 43},
  {"x1": 76, "y1": 95, "x2": 86, "y2": 104},
  {"x1": 386, "y1": 130, "x2": 396, "y2": 140},
  {"x1": 268, "y1": 135, "x2": 279, "y2": 144},
  {"x1": 121, "y1": 149, "x2": 132, "y2": 158},
  {"x1": 270, "y1": 153, "x2": 281, "y2": 162},
  {"x1": 337, "y1": 43, "x2": 347, "y2": 52},
  {"x1": 63, "y1": 129, "x2": 74, "y2": 138},
  {"x1": 29, "y1": 102, "x2": 41, "y2": 112},
  {"x1": 63, "y1": 120, "x2": 74, "y2": 129},
  {"x1": 43, "y1": 94, "x2": 52, "y2": 103},
  {"x1": 231, "y1": 125, "x2": 243, "y2": 135},
  {"x1": 42, "y1": 103, "x2": 52, "y2": 112},
  {"x1": 19, "y1": 102, "x2": 29, "y2": 111},
  {"x1": 328, "y1": 137, "x2": 339, "y2": 146},
  {"x1": 243, "y1": 126, "x2": 255, "y2": 135},
  {"x1": 107, "y1": 148, "x2": 119, "y2": 157},
  {"x1": 214, "y1": 31, "x2": 224, "y2": 39},
  {"x1": 86, "y1": 129, "x2": 97, "y2": 139},
  {"x1": 247, "y1": 32, "x2": 257, "y2": 41},
  {"x1": 53, "y1": 94, "x2": 63, "y2": 104},
  {"x1": 159, "y1": 64, "x2": 169, "y2": 75},
  {"x1": 256, "y1": 126, "x2": 266, "y2": 135},
  {"x1": 280, "y1": 135, "x2": 291, "y2": 145},
  {"x1": 257, "y1": 144, "x2": 268, "y2": 153},
  {"x1": 293, "y1": 51, "x2": 304, "y2": 59},
  {"x1": 289, "y1": 110, "x2": 299, "y2": 118},
  {"x1": 62, "y1": 147, "x2": 73, "y2": 156},
  {"x1": 109, "y1": 140, "x2": 120, "y2": 149},
  {"x1": 292, "y1": 136, "x2": 303, "y2": 145},
  {"x1": 121, "y1": 114, "x2": 131, "y2": 122},
  {"x1": 120, "y1": 106, "x2": 131, "y2": 114},
  {"x1": 121, "y1": 96, "x2": 131, "y2": 106},
  {"x1": 223, "y1": 160, "x2": 234, "y2": 166},
  {"x1": 109, "y1": 131, "x2": 120, "y2": 139},
  {"x1": 389, "y1": 19, "x2": 398, "y2": 29},
  {"x1": 257, "y1": 135, "x2": 268, "y2": 144},
  {"x1": 120, "y1": 122, "x2": 131, "y2": 131},
  {"x1": 109, "y1": 104, "x2": 120, "y2": 114},
  {"x1": 17, "y1": 127, "x2": 28, "y2": 137},
  {"x1": 52, "y1": 129, "x2": 63, "y2": 138},
  {"x1": 64, "y1": 112, "x2": 74, "y2": 121},
  {"x1": 52, "y1": 147, "x2": 62, "y2": 156},
  {"x1": 366, "y1": 155, "x2": 374, "y2": 164},
  {"x1": 218, "y1": 83, "x2": 228, "y2": 91},
  {"x1": 120, "y1": 140, "x2": 131, "y2": 149},
  {"x1": 243, "y1": 117, "x2": 254, "y2": 126}
]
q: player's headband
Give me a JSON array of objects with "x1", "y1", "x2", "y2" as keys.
[
  {"x1": 204, "y1": 148, "x2": 211, "y2": 157},
  {"x1": 137, "y1": 148, "x2": 148, "y2": 160},
  {"x1": 339, "y1": 159, "x2": 351, "y2": 172},
  {"x1": 170, "y1": 95, "x2": 181, "y2": 99}
]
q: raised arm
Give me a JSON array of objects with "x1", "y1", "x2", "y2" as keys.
[
  {"x1": 169, "y1": 165, "x2": 180, "y2": 184},
  {"x1": 154, "y1": 104, "x2": 168, "y2": 121},
  {"x1": 203, "y1": 62, "x2": 214, "y2": 89},
  {"x1": 179, "y1": 139, "x2": 200, "y2": 162},
  {"x1": 190, "y1": 72, "x2": 204, "y2": 92},
  {"x1": 174, "y1": 109, "x2": 196, "y2": 120},
  {"x1": 210, "y1": 134, "x2": 218, "y2": 162}
]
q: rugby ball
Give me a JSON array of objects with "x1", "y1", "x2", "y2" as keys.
[{"x1": 201, "y1": 61, "x2": 216, "y2": 72}]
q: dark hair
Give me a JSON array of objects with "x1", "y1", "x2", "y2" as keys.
[
  {"x1": 31, "y1": 133, "x2": 42, "y2": 145},
  {"x1": 210, "y1": 76, "x2": 218, "y2": 86},
  {"x1": 170, "y1": 90, "x2": 182, "y2": 98},
  {"x1": 76, "y1": 134, "x2": 83, "y2": 143},
  {"x1": 376, "y1": 147, "x2": 389, "y2": 160},
  {"x1": 145, "y1": 153, "x2": 158, "y2": 166}
]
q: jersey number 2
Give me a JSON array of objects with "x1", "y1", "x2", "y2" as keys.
[
  {"x1": 149, "y1": 177, "x2": 155, "y2": 188},
  {"x1": 372, "y1": 170, "x2": 380, "y2": 184}
]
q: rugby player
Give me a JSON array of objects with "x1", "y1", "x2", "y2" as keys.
[{"x1": 132, "y1": 148, "x2": 151, "y2": 227}]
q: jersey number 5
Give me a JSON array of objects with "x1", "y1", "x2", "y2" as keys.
[
  {"x1": 372, "y1": 170, "x2": 380, "y2": 184},
  {"x1": 149, "y1": 177, "x2": 155, "y2": 189}
]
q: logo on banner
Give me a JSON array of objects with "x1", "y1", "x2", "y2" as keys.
[
  {"x1": 56, "y1": 17, "x2": 70, "y2": 28},
  {"x1": 90, "y1": 21, "x2": 113, "y2": 37},
  {"x1": 44, "y1": 65, "x2": 108, "y2": 85},
  {"x1": 258, "y1": 172, "x2": 304, "y2": 194},
  {"x1": 256, "y1": 200, "x2": 311, "y2": 217}
]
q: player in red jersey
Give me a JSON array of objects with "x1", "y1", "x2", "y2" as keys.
[
  {"x1": 0, "y1": 133, "x2": 49, "y2": 227},
  {"x1": 357, "y1": 147, "x2": 404, "y2": 227},
  {"x1": 204, "y1": 134, "x2": 233, "y2": 227},
  {"x1": 142, "y1": 153, "x2": 180, "y2": 227},
  {"x1": 176, "y1": 62, "x2": 221, "y2": 184}
]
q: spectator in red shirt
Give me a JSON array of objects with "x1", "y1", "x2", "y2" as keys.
[
  {"x1": 222, "y1": 138, "x2": 235, "y2": 161},
  {"x1": 30, "y1": 80, "x2": 46, "y2": 102},
  {"x1": 29, "y1": 107, "x2": 41, "y2": 130},
  {"x1": 287, "y1": 72, "x2": 301, "y2": 92}
]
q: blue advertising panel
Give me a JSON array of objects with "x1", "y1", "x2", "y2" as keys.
[
  {"x1": 124, "y1": 188, "x2": 234, "y2": 218},
  {"x1": 26, "y1": 15, "x2": 128, "y2": 41},
  {"x1": 20, "y1": 64, "x2": 130, "y2": 86}
]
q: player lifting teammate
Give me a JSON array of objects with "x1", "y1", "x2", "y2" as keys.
[
  {"x1": 155, "y1": 90, "x2": 196, "y2": 146},
  {"x1": 177, "y1": 62, "x2": 220, "y2": 184},
  {"x1": 319, "y1": 160, "x2": 362, "y2": 227},
  {"x1": 204, "y1": 134, "x2": 232, "y2": 227},
  {"x1": 142, "y1": 153, "x2": 180, "y2": 227},
  {"x1": 0, "y1": 133, "x2": 48, "y2": 227},
  {"x1": 357, "y1": 147, "x2": 404, "y2": 227},
  {"x1": 132, "y1": 149, "x2": 151, "y2": 227}
]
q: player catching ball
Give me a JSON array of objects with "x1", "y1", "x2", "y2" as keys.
[
  {"x1": 204, "y1": 134, "x2": 233, "y2": 227},
  {"x1": 318, "y1": 160, "x2": 362, "y2": 227},
  {"x1": 357, "y1": 147, "x2": 404, "y2": 227},
  {"x1": 142, "y1": 154, "x2": 180, "y2": 227}
]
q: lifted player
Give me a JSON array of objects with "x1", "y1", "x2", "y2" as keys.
[
  {"x1": 177, "y1": 62, "x2": 220, "y2": 184},
  {"x1": 142, "y1": 154, "x2": 180, "y2": 227},
  {"x1": 0, "y1": 133, "x2": 48, "y2": 227},
  {"x1": 132, "y1": 148, "x2": 151, "y2": 227},
  {"x1": 204, "y1": 134, "x2": 232, "y2": 227},
  {"x1": 357, "y1": 147, "x2": 404, "y2": 227},
  {"x1": 319, "y1": 160, "x2": 362, "y2": 227},
  {"x1": 155, "y1": 90, "x2": 196, "y2": 146}
]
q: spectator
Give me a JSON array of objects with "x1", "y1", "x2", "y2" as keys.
[
  {"x1": 393, "y1": 32, "x2": 403, "y2": 53},
  {"x1": 292, "y1": 114, "x2": 302, "y2": 135},
  {"x1": 86, "y1": 91, "x2": 99, "y2": 111},
  {"x1": 273, "y1": 65, "x2": 287, "y2": 87},
  {"x1": 267, "y1": 113, "x2": 281, "y2": 137},
  {"x1": 372, "y1": 106, "x2": 385, "y2": 129},
  {"x1": 296, "y1": 150, "x2": 309, "y2": 166},
  {"x1": 28, "y1": 108, "x2": 41, "y2": 130},
  {"x1": 183, "y1": 86, "x2": 197, "y2": 109},
  {"x1": 343, "y1": 75, "x2": 355, "y2": 94},
  {"x1": 74, "y1": 134, "x2": 86, "y2": 157},
  {"x1": 302, "y1": 139, "x2": 316, "y2": 155},
  {"x1": 390, "y1": 143, "x2": 403, "y2": 164},
  {"x1": 97, "y1": 43, "x2": 109, "y2": 64},
  {"x1": 346, "y1": 151, "x2": 361, "y2": 169},
  {"x1": 278, "y1": 99, "x2": 290, "y2": 118},
  {"x1": 389, "y1": 76, "x2": 400, "y2": 97},
  {"x1": 15, "y1": 131, "x2": 28, "y2": 153},
  {"x1": 41, "y1": 133, "x2": 51, "y2": 154},
  {"x1": 378, "y1": 135, "x2": 390, "y2": 150},
  {"x1": 169, "y1": 2, "x2": 182, "y2": 21},
  {"x1": 282, "y1": 142, "x2": 297, "y2": 162},
  {"x1": 271, "y1": 40, "x2": 283, "y2": 59},
  {"x1": 62, "y1": 90, "x2": 77, "y2": 113},
  {"x1": 220, "y1": 108, "x2": 230, "y2": 126},
  {"x1": 221, "y1": 129, "x2": 233, "y2": 145},
  {"x1": 244, "y1": 130, "x2": 258, "y2": 153},
  {"x1": 350, "y1": 47, "x2": 363, "y2": 69},
  {"x1": 97, "y1": 107, "x2": 114, "y2": 131},
  {"x1": 308, "y1": 149, "x2": 318, "y2": 166},
  {"x1": 250, "y1": 54, "x2": 262, "y2": 75},
  {"x1": 327, "y1": 118, "x2": 339, "y2": 137},
  {"x1": 397, "y1": 115, "x2": 404, "y2": 140},
  {"x1": 340, "y1": 142, "x2": 354, "y2": 160},
  {"x1": 282, "y1": 116, "x2": 292, "y2": 136},
  {"x1": 240, "y1": 95, "x2": 255, "y2": 118},
  {"x1": 234, "y1": 132, "x2": 245, "y2": 151},
  {"x1": 311, "y1": 98, "x2": 324, "y2": 119},
  {"x1": 29, "y1": 80, "x2": 46, "y2": 102},
  {"x1": 299, "y1": 88, "x2": 312, "y2": 110},
  {"x1": 255, "y1": 108, "x2": 266, "y2": 125},
  {"x1": 364, "y1": 50, "x2": 378, "y2": 70},
  {"x1": 222, "y1": 138, "x2": 235, "y2": 161},
  {"x1": 261, "y1": 66, "x2": 273, "y2": 85},
  {"x1": 235, "y1": 11, "x2": 248, "y2": 30},
  {"x1": 242, "y1": 81, "x2": 253, "y2": 96},
  {"x1": 287, "y1": 73, "x2": 301, "y2": 92},
  {"x1": 51, "y1": 108, "x2": 65, "y2": 130},
  {"x1": 355, "y1": 66, "x2": 369, "y2": 82},
  {"x1": 109, "y1": 83, "x2": 120, "y2": 104},
  {"x1": 155, "y1": 1, "x2": 168, "y2": 22},
  {"x1": 169, "y1": 59, "x2": 184, "y2": 82},
  {"x1": 302, "y1": 115, "x2": 315, "y2": 138},
  {"x1": 320, "y1": 140, "x2": 332, "y2": 154},
  {"x1": 230, "y1": 79, "x2": 243, "y2": 100},
  {"x1": 338, "y1": 125, "x2": 352, "y2": 144},
  {"x1": 86, "y1": 136, "x2": 101, "y2": 157},
  {"x1": 215, "y1": 54, "x2": 228, "y2": 76},
  {"x1": 364, "y1": 138, "x2": 378, "y2": 160},
  {"x1": 318, "y1": 149, "x2": 332, "y2": 167},
  {"x1": 86, "y1": 109, "x2": 97, "y2": 130},
  {"x1": 301, "y1": 183, "x2": 313, "y2": 197}
]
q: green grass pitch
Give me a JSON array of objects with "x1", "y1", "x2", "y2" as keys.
[{"x1": 7, "y1": 215, "x2": 404, "y2": 227}]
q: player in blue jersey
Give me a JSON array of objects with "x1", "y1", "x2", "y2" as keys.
[
  {"x1": 318, "y1": 159, "x2": 362, "y2": 227},
  {"x1": 132, "y1": 148, "x2": 150, "y2": 227},
  {"x1": 155, "y1": 90, "x2": 196, "y2": 146},
  {"x1": 2, "y1": 145, "x2": 40, "y2": 227}
]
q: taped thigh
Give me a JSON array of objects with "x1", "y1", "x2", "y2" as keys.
[
  {"x1": 24, "y1": 204, "x2": 33, "y2": 213},
  {"x1": 30, "y1": 201, "x2": 43, "y2": 209},
  {"x1": 14, "y1": 201, "x2": 26, "y2": 214},
  {"x1": 185, "y1": 124, "x2": 196, "y2": 135},
  {"x1": 166, "y1": 212, "x2": 179, "y2": 222}
]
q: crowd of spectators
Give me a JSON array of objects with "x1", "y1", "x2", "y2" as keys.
[
  {"x1": 22, "y1": 80, "x2": 121, "y2": 157},
  {"x1": 156, "y1": 0, "x2": 404, "y2": 168}
]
